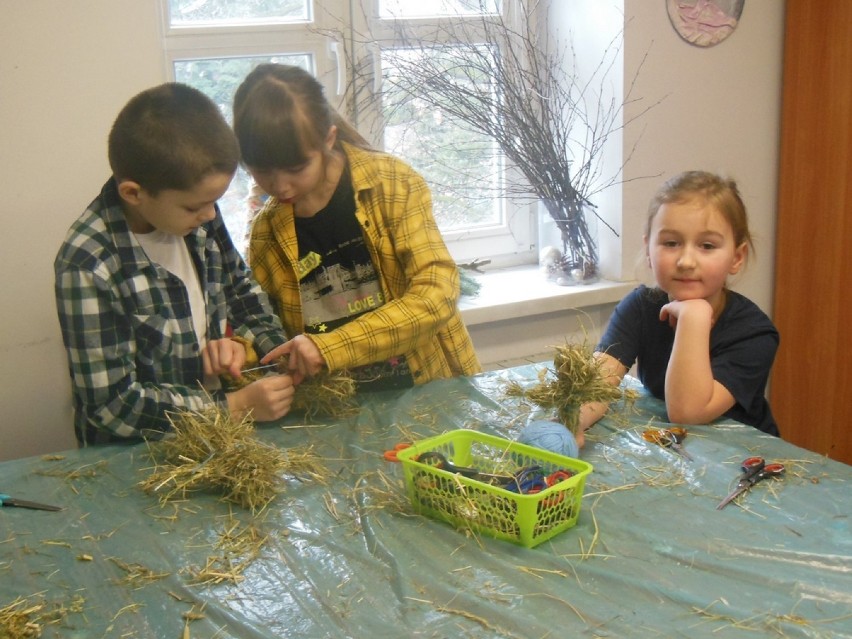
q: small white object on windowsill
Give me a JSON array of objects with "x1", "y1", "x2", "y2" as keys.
[{"x1": 539, "y1": 245, "x2": 595, "y2": 287}]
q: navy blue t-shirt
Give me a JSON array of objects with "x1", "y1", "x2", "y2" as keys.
[{"x1": 598, "y1": 285, "x2": 780, "y2": 435}]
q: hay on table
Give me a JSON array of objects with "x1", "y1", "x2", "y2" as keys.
[
  {"x1": 185, "y1": 516, "x2": 269, "y2": 586},
  {"x1": 0, "y1": 594, "x2": 85, "y2": 639},
  {"x1": 505, "y1": 342, "x2": 634, "y2": 435},
  {"x1": 139, "y1": 406, "x2": 327, "y2": 513},
  {"x1": 290, "y1": 371, "x2": 359, "y2": 421},
  {"x1": 0, "y1": 596, "x2": 42, "y2": 639}
]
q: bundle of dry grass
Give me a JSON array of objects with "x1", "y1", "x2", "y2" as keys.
[
  {"x1": 290, "y1": 370, "x2": 359, "y2": 421},
  {"x1": 0, "y1": 594, "x2": 85, "y2": 639},
  {"x1": 0, "y1": 596, "x2": 41, "y2": 638},
  {"x1": 227, "y1": 361, "x2": 358, "y2": 421},
  {"x1": 139, "y1": 406, "x2": 327, "y2": 513},
  {"x1": 505, "y1": 342, "x2": 632, "y2": 434}
]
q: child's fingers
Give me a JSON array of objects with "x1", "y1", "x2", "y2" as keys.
[
  {"x1": 659, "y1": 303, "x2": 679, "y2": 328},
  {"x1": 288, "y1": 348, "x2": 310, "y2": 379},
  {"x1": 201, "y1": 347, "x2": 214, "y2": 376},
  {"x1": 222, "y1": 340, "x2": 246, "y2": 377},
  {"x1": 260, "y1": 340, "x2": 292, "y2": 365}
]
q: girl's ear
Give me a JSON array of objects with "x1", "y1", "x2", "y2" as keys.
[
  {"x1": 324, "y1": 125, "x2": 338, "y2": 152},
  {"x1": 643, "y1": 234, "x2": 651, "y2": 264},
  {"x1": 117, "y1": 180, "x2": 143, "y2": 206},
  {"x1": 730, "y1": 242, "x2": 748, "y2": 274}
]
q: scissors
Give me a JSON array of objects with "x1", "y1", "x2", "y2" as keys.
[
  {"x1": 383, "y1": 442, "x2": 412, "y2": 462},
  {"x1": 716, "y1": 456, "x2": 785, "y2": 510},
  {"x1": 0, "y1": 493, "x2": 62, "y2": 511},
  {"x1": 417, "y1": 451, "x2": 513, "y2": 484},
  {"x1": 383, "y1": 443, "x2": 487, "y2": 475},
  {"x1": 643, "y1": 427, "x2": 693, "y2": 461},
  {"x1": 388, "y1": 448, "x2": 509, "y2": 485}
]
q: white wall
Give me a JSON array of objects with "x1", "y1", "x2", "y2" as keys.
[
  {"x1": 620, "y1": 0, "x2": 784, "y2": 314},
  {"x1": 0, "y1": 1, "x2": 785, "y2": 461},
  {"x1": 0, "y1": 1, "x2": 165, "y2": 459},
  {"x1": 548, "y1": 0, "x2": 784, "y2": 311}
]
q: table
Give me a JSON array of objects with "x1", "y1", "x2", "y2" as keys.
[{"x1": 2, "y1": 365, "x2": 850, "y2": 638}]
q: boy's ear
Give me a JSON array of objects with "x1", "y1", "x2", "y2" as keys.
[{"x1": 116, "y1": 180, "x2": 144, "y2": 206}]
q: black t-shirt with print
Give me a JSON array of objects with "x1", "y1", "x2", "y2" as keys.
[{"x1": 294, "y1": 164, "x2": 413, "y2": 391}]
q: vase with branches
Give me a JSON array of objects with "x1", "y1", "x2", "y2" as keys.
[{"x1": 334, "y1": 1, "x2": 648, "y2": 281}]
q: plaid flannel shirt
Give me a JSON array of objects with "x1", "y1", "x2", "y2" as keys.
[
  {"x1": 55, "y1": 179, "x2": 286, "y2": 445},
  {"x1": 248, "y1": 143, "x2": 480, "y2": 383}
]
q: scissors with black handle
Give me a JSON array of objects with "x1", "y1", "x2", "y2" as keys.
[
  {"x1": 716, "y1": 456, "x2": 785, "y2": 510},
  {"x1": 0, "y1": 493, "x2": 62, "y2": 511},
  {"x1": 416, "y1": 451, "x2": 512, "y2": 485}
]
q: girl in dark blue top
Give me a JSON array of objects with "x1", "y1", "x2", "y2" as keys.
[{"x1": 578, "y1": 171, "x2": 779, "y2": 446}]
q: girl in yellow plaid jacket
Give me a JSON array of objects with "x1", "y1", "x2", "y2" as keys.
[{"x1": 233, "y1": 64, "x2": 480, "y2": 388}]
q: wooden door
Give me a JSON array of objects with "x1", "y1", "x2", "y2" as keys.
[{"x1": 771, "y1": 0, "x2": 852, "y2": 464}]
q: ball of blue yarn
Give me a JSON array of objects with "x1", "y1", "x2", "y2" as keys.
[{"x1": 518, "y1": 420, "x2": 579, "y2": 458}]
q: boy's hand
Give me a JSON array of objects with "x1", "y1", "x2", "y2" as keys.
[
  {"x1": 203, "y1": 338, "x2": 247, "y2": 378},
  {"x1": 227, "y1": 374, "x2": 295, "y2": 422},
  {"x1": 262, "y1": 335, "x2": 326, "y2": 385}
]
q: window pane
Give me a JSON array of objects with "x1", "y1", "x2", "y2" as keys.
[
  {"x1": 168, "y1": 0, "x2": 309, "y2": 26},
  {"x1": 378, "y1": 0, "x2": 500, "y2": 19},
  {"x1": 174, "y1": 54, "x2": 312, "y2": 252},
  {"x1": 381, "y1": 46, "x2": 502, "y2": 231}
]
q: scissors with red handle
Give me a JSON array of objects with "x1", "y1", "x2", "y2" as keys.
[
  {"x1": 716, "y1": 456, "x2": 785, "y2": 510},
  {"x1": 0, "y1": 493, "x2": 62, "y2": 511},
  {"x1": 383, "y1": 443, "x2": 412, "y2": 462}
]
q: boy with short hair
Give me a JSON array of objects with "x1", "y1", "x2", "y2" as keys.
[{"x1": 55, "y1": 83, "x2": 295, "y2": 446}]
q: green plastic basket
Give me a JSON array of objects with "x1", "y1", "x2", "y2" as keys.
[{"x1": 396, "y1": 429, "x2": 593, "y2": 548}]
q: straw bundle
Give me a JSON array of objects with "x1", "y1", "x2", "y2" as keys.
[
  {"x1": 505, "y1": 342, "x2": 628, "y2": 435},
  {"x1": 0, "y1": 596, "x2": 41, "y2": 638},
  {"x1": 291, "y1": 371, "x2": 359, "y2": 421},
  {"x1": 140, "y1": 406, "x2": 326, "y2": 512},
  {"x1": 226, "y1": 361, "x2": 358, "y2": 421},
  {"x1": 0, "y1": 595, "x2": 84, "y2": 639}
]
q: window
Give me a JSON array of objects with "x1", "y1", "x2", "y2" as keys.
[
  {"x1": 381, "y1": 46, "x2": 502, "y2": 233},
  {"x1": 173, "y1": 53, "x2": 312, "y2": 244},
  {"x1": 377, "y1": 1, "x2": 544, "y2": 266},
  {"x1": 378, "y1": 0, "x2": 500, "y2": 19},
  {"x1": 167, "y1": 0, "x2": 310, "y2": 26},
  {"x1": 162, "y1": 1, "x2": 612, "y2": 268}
]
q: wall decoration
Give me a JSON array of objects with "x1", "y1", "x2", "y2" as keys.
[{"x1": 667, "y1": 0, "x2": 744, "y2": 47}]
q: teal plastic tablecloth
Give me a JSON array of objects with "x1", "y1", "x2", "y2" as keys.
[{"x1": 1, "y1": 365, "x2": 850, "y2": 638}]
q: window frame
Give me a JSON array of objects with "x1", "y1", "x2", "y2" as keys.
[
  {"x1": 160, "y1": 0, "x2": 543, "y2": 267},
  {"x1": 357, "y1": 1, "x2": 536, "y2": 265}
]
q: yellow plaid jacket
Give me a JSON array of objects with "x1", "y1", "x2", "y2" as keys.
[{"x1": 248, "y1": 143, "x2": 480, "y2": 384}]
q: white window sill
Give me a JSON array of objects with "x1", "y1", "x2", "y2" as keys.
[{"x1": 459, "y1": 265, "x2": 635, "y2": 327}]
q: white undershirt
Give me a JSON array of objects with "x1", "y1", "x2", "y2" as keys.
[{"x1": 134, "y1": 230, "x2": 220, "y2": 389}]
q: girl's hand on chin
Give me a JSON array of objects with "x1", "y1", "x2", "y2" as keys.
[{"x1": 659, "y1": 298, "x2": 713, "y2": 329}]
